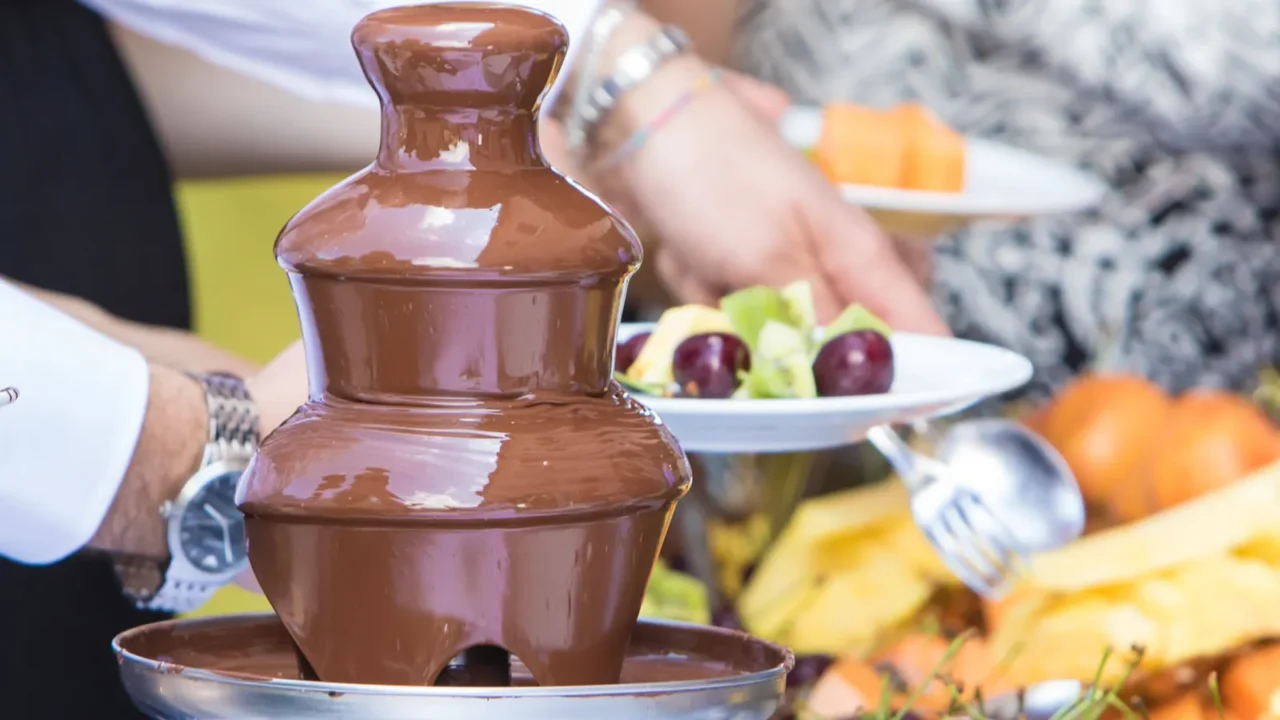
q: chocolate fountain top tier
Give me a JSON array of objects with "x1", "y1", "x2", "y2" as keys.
[
  {"x1": 242, "y1": 4, "x2": 689, "y2": 525},
  {"x1": 276, "y1": 3, "x2": 639, "y2": 401}
]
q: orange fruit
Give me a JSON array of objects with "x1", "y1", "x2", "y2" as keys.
[
  {"x1": 1041, "y1": 374, "x2": 1172, "y2": 507},
  {"x1": 1149, "y1": 392, "x2": 1280, "y2": 510},
  {"x1": 1112, "y1": 391, "x2": 1280, "y2": 522},
  {"x1": 1222, "y1": 644, "x2": 1280, "y2": 720},
  {"x1": 1148, "y1": 692, "x2": 1209, "y2": 720}
]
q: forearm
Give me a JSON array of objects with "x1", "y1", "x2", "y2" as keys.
[
  {"x1": 96, "y1": 0, "x2": 607, "y2": 177},
  {"x1": 84, "y1": 339, "x2": 304, "y2": 563},
  {"x1": 639, "y1": 0, "x2": 739, "y2": 64},
  {"x1": 12, "y1": 279, "x2": 258, "y2": 377},
  {"x1": 556, "y1": 8, "x2": 716, "y2": 213},
  {"x1": 933, "y1": 0, "x2": 1280, "y2": 145},
  {"x1": 89, "y1": 364, "x2": 206, "y2": 557},
  {"x1": 0, "y1": 281, "x2": 298, "y2": 566}
]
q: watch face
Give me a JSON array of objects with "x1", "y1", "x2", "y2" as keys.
[{"x1": 179, "y1": 469, "x2": 247, "y2": 574}]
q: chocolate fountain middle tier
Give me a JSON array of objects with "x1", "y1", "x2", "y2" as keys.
[{"x1": 240, "y1": 386, "x2": 688, "y2": 687}]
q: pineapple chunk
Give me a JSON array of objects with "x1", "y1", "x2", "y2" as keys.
[{"x1": 1025, "y1": 459, "x2": 1280, "y2": 591}]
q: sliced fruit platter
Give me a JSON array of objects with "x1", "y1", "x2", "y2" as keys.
[
  {"x1": 614, "y1": 281, "x2": 1033, "y2": 452},
  {"x1": 644, "y1": 369, "x2": 1280, "y2": 720}
]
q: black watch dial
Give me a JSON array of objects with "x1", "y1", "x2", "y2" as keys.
[{"x1": 178, "y1": 469, "x2": 247, "y2": 573}]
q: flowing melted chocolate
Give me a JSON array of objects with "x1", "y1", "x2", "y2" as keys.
[
  {"x1": 235, "y1": 3, "x2": 691, "y2": 688},
  {"x1": 115, "y1": 615, "x2": 790, "y2": 687}
]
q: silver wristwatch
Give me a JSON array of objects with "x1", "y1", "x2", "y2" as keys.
[{"x1": 115, "y1": 372, "x2": 259, "y2": 613}]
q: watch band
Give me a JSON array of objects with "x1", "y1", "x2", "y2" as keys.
[
  {"x1": 574, "y1": 24, "x2": 692, "y2": 141},
  {"x1": 194, "y1": 372, "x2": 260, "y2": 467},
  {"x1": 562, "y1": 0, "x2": 634, "y2": 155},
  {"x1": 115, "y1": 372, "x2": 259, "y2": 612}
]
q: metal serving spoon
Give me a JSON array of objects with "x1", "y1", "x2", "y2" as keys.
[{"x1": 866, "y1": 418, "x2": 1084, "y2": 596}]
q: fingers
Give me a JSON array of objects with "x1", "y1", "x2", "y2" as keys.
[
  {"x1": 812, "y1": 196, "x2": 950, "y2": 335},
  {"x1": 805, "y1": 270, "x2": 846, "y2": 329},
  {"x1": 719, "y1": 70, "x2": 791, "y2": 126},
  {"x1": 891, "y1": 234, "x2": 935, "y2": 285}
]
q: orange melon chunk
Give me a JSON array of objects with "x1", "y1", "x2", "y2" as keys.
[
  {"x1": 816, "y1": 103, "x2": 905, "y2": 188},
  {"x1": 896, "y1": 102, "x2": 966, "y2": 193},
  {"x1": 813, "y1": 102, "x2": 966, "y2": 193}
]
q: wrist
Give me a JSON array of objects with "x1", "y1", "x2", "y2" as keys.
[
  {"x1": 245, "y1": 339, "x2": 306, "y2": 437},
  {"x1": 91, "y1": 365, "x2": 206, "y2": 558},
  {"x1": 593, "y1": 53, "x2": 711, "y2": 156},
  {"x1": 246, "y1": 373, "x2": 293, "y2": 439}
]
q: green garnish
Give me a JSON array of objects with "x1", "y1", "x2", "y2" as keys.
[
  {"x1": 720, "y1": 285, "x2": 792, "y2": 353},
  {"x1": 740, "y1": 321, "x2": 818, "y2": 399}
]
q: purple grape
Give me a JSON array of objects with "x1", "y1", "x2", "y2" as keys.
[
  {"x1": 672, "y1": 333, "x2": 751, "y2": 399},
  {"x1": 813, "y1": 330, "x2": 893, "y2": 397},
  {"x1": 786, "y1": 654, "x2": 835, "y2": 689},
  {"x1": 616, "y1": 331, "x2": 650, "y2": 374}
]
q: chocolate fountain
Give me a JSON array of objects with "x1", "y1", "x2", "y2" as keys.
[{"x1": 112, "y1": 4, "x2": 791, "y2": 718}]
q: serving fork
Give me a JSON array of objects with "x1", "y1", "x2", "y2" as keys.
[{"x1": 865, "y1": 419, "x2": 1084, "y2": 597}]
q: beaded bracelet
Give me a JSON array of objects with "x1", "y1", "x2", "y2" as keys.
[{"x1": 592, "y1": 69, "x2": 722, "y2": 172}]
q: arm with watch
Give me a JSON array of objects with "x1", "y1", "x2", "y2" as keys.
[
  {"x1": 0, "y1": 279, "x2": 306, "y2": 613},
  {"x1": 103, "y1": 369, "x2": 261, "y2": 612}
]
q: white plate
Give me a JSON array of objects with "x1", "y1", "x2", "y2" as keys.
[
  {"x1": 839, "y1": 137, "x2": 1107, "y2": 217},
  {"x1": 619, "y1": 323, "x2": 1034, "y2": 454},
  {"x1": 778, "y1": 107, "x2": 1107, "y2": 234}
]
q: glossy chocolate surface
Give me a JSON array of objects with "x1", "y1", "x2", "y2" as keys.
[{"x1": 236, "y1": 3, "x2": 690, "y2": 687}]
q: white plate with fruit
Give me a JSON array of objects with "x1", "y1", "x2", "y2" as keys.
[
  {"x1": 616, "y1": 282, "x2": 1033, "y2": 453},
  {"x1": 781, "y1": 104, "x2": 1108, "y2": 236}
]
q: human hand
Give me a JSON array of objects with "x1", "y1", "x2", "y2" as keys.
[
  {"x1": 720, "y1": 72, "x2": 936, "y2": 287},
  {"x1": 595, "y1": 57, "x2": 947, "y2": 333}
]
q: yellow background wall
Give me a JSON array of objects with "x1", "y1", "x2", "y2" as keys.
[{"x1": 175, "y1": 174, "x2": 345, "y2": 618}]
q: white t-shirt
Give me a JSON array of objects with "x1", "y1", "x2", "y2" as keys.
[{"x1": 0, "y1": 0, "x2": 601, "y2": 566}]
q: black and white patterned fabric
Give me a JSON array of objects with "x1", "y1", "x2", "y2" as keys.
[{"x1": 736, "y1": 0, "x2": 1280, "y2": 395}]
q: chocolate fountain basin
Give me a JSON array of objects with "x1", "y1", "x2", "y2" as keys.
[{"x1": 114, "y1": 614, "x2": 793, "y2": 719}]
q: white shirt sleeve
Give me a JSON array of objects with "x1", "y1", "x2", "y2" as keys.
[
  {"x1": 0, "y1": 280, "x2": 151, "y2": 565},
  {"x1": 79, "y1": 0, "x2": 603, "y2": 111}
]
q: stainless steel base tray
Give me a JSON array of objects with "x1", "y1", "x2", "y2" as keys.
[{"x1": 114, "y1": 613, "x2": 792, "y2": 720}]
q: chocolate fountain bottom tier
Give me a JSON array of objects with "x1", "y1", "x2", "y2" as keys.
[
  {"x1": 246, "y1": 507, "x2": 675, "y2": 687},
  {"x1": 113, "y1": 614, "x2": 793, "y2": 720}
]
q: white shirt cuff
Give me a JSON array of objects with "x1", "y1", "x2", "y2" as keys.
[
  {"x1": 0, "y1": 280, "x2": 150, "y2": 565},
  {"x1": 80, "y1": 0, "x2": 604, "y2": 113}
]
